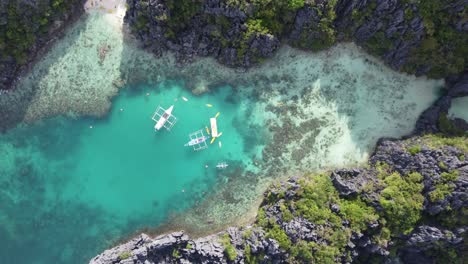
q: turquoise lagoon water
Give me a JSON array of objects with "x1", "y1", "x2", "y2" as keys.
[
  {"x1": 449, "y1": 96, "x2": 468, "y2": 123},
  {"x1": 0, "y1": 81, "x2": 265, "y2": 263},
  {"x1": 0, "y1": 8, "x2": 446, "y2": 264}
]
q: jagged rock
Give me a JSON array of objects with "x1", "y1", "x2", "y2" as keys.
[
  {"x1": 90, "y1": 234, "x2": 152, "y2": 264},
  {"x1": 331, "y1": 168, "x2": 375, "y2": 197},
  {"x1": 91, "y1": 133, "x2": 467, "y2": 263},
  {"x1": 398, "y1": 225, "x2": 465, "y2": 263}
]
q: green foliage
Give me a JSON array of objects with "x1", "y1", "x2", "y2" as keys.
[
  {"x1": 340, "y1": 198, "x2": 379, "y2": 231},
  {"x1": 408, "y1": 145, "x2": 422, "y2": 155},
  {"x1": 279, "y1": 201, "x2": 294, "y2": 222},
  {"x1": 419, "y1": 134, "x2": 468, "y2": 153},
  {"x1": 266, "y1": 223, "x2": 292, "y2": 250},
  {"x1": 459, "y1": 154, "x2": 465, "y2": 161},
  {"x1": 118, "y1": 251, "x2": 132, "y2": 260},
  {"x1": 379, "y1": 172, "x2": 424, "y2": 235},
  {"x1": 289, "y1": 0, "x2": 338, "y2": 51},
  {"x1": 256, "y1": 174, "x2": 379, "y2": 262},
  {"x1": 242, "y1": 229, "x2": 252, "y2": 240},
  {"x1": 429, "y1": 183, "x2": 454, "y2": 202},
  {"x1": 185, "y1": 243, "x2": 192, "y2": 249},
  {"x1": 438, "y1": 161, "x2": 447, "y2": 170},
  {"x1": 440, "y1": 170, "x2": 459, "y2": 182},
  {"x1": 1, "y1": 0, "x2": 81, "y2": 64},
  {"x1": 221, "y1": 234, "x2": 237, "y2": 261},
  {"x1": 165, "y1": 0, "x2": 201, "y2": 32},
  {"x1": 295, "y1": 175, "x2": 342, "y2": 226},
  {"x1": 172, "y1": 249, "x2": 180, "y2": 258},
  {"x1": 287, "y1": 0, "x2": 305, "y2": 10},
  {"x1": 289, "y1": 240, "x2": 313, "y2": 262},
  {"x1": 429, "y1": 170, "x2": 458, "y2": 202},
  {"x1": 402, "y1": 0, "x2": 468, "y2": 78}
]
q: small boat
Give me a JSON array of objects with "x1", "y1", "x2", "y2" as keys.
[
  {"x1": 154, "y1": 105, "x2": 174, "y2": 131},
  {"x1": 182, "y1": 96, "x2": 188, "y2": 101},
  {"x1": 210, "y1": 118, "x2": 218, "y2": 137},
  {"x1": 218, "y1": 132, "x2": 223, "y2": 137},
  {"x1": 218, "y1": 141, "x2": 222, "y2": 148},
  {"x1": 184, "y1": 136, "x2": 208, "y2": 147},
  {"x1": 216, "y1": 162, "x2": 228, "y2": 169},
  {"x1": 206, "y1": 104, "x2": 213, "y2": 108},
  {"x1": 205, "y1": 126, "x2": 210, "y2": 135},
  {"x1": 215, "y1": 112, "x2": 220, "y2": 118},
  {"x1": 210, "y1": 137, "x2": 216, "y2": 144}
]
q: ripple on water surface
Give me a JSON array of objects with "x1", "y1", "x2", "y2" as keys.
[{"x1": 0, "y1": 9, "x2": 445, "y2": 264}]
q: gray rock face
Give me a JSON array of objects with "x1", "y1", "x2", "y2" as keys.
[
  {"x1": 331, "y1": 168, "x2": 375, "y2": 197},
  {"x1": 123, "y1": 0, "x2": 466, "y2": 77},
  {"x1": 399, "y1": 225, "x2": 466, "y2": 264}
]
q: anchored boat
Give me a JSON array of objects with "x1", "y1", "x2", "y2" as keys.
[
  {"x1": 185, "y1": 129, "x2": 209, "y2": 151},
  {"x1": 152, "y1": 105, "x2": 177, "y2": 131},
  {"x1": 216, "y1": 162, "x2": 228, "y2": 169}
]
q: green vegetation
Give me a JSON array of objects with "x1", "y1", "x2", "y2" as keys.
[
  {"x1": 1, "y1": 0, "x2": 81, "y2": 64},
  {"x1": 351, "y1": 0, "x2": 467, "y2": 78},
  {"x1": 171, "y1": 249, "x2": 180, "y2": 258},
  {"x1": 408, "y1": 144, "x2": 422, "y2": 155},
  {"x1": 378, "y1": 171, "x2": 424, "y2": 235},
  {"x1": 402, "y1": 1, "x2": 467, "y2": 78},
  {"x1": 254, "y1": 162, "x2": 451, "y2": 261},
  {"x1": 126, "y1": 0, "x2": 466, "y2": 75},
  {"x1": 266, "y1": 223, "x2": 292, "y2": 250},
  {"x1": 418, "y1": 134, "x2": 468, "y2": 153},
  {"x1": 118, "y1": 251, "x2": 132, "y2": 260},
  {"x1": 429, "y1": 170, "x2": 459, "y2": 202},
  {"x1": 165, "y1": 0, "x2": 201, "y2": 32},
  {"x1": 258, "y1": 174, "x2": 379, "y2": 263},
  {"x1": 221, "y1": 233, "x2": 237, "y2": 261}
]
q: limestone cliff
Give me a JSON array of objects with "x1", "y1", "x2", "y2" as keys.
[{"x1": 124, "y1": 0, "x2": 467, "y2": 78}]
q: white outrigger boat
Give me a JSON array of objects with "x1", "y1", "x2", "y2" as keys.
[
  {"x1": 152, "y1": 105, "x2": 177, "y2": 131},
  {"x1": 184, "y1": 135, "x2": 208, "y2": 147},
  {"x1": 216, "y1": 162, "x2": 228, "y2": 169},
  {"x1": 185, "y1": 129, "x2": 209, "y2": 151}
]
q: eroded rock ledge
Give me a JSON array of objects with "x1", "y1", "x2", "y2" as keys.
[{"x1": 90, "y1": 134, "x2": 467, "y2": 264}]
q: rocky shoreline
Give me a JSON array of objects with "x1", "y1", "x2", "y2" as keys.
[
  {"x1": 124, "y1": 0, "x2": 467, "y2": 79},
  {"x1": 90, "y1": 132, "x2": 467, "y2": 263},
  {"x1": 89, "y1": 70, "x2": 468, "y2": 264}
]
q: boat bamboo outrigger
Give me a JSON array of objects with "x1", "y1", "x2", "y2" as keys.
[
  {"x1": 152, "y1": 105, "x2": 177, "y2": 131},
  {"x1": 185, "y1": 129, "x2": 208, "y2": 151}
]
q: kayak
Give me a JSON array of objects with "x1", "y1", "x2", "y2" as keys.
[{"x1": 206, "y1": 104, "x2": 213, "y2": 108}]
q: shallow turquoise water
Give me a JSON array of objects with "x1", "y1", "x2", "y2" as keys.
[
  {"x1": 0, "y1": 81, "x2": 265, "y2": 263},
  {"x1": 0, "y1": 8, "x2": 446, "y2": 264}
]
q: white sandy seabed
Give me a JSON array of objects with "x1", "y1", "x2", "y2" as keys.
[{"x1": 0, "y1": 2, "x2": 446, "y2": 232}]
